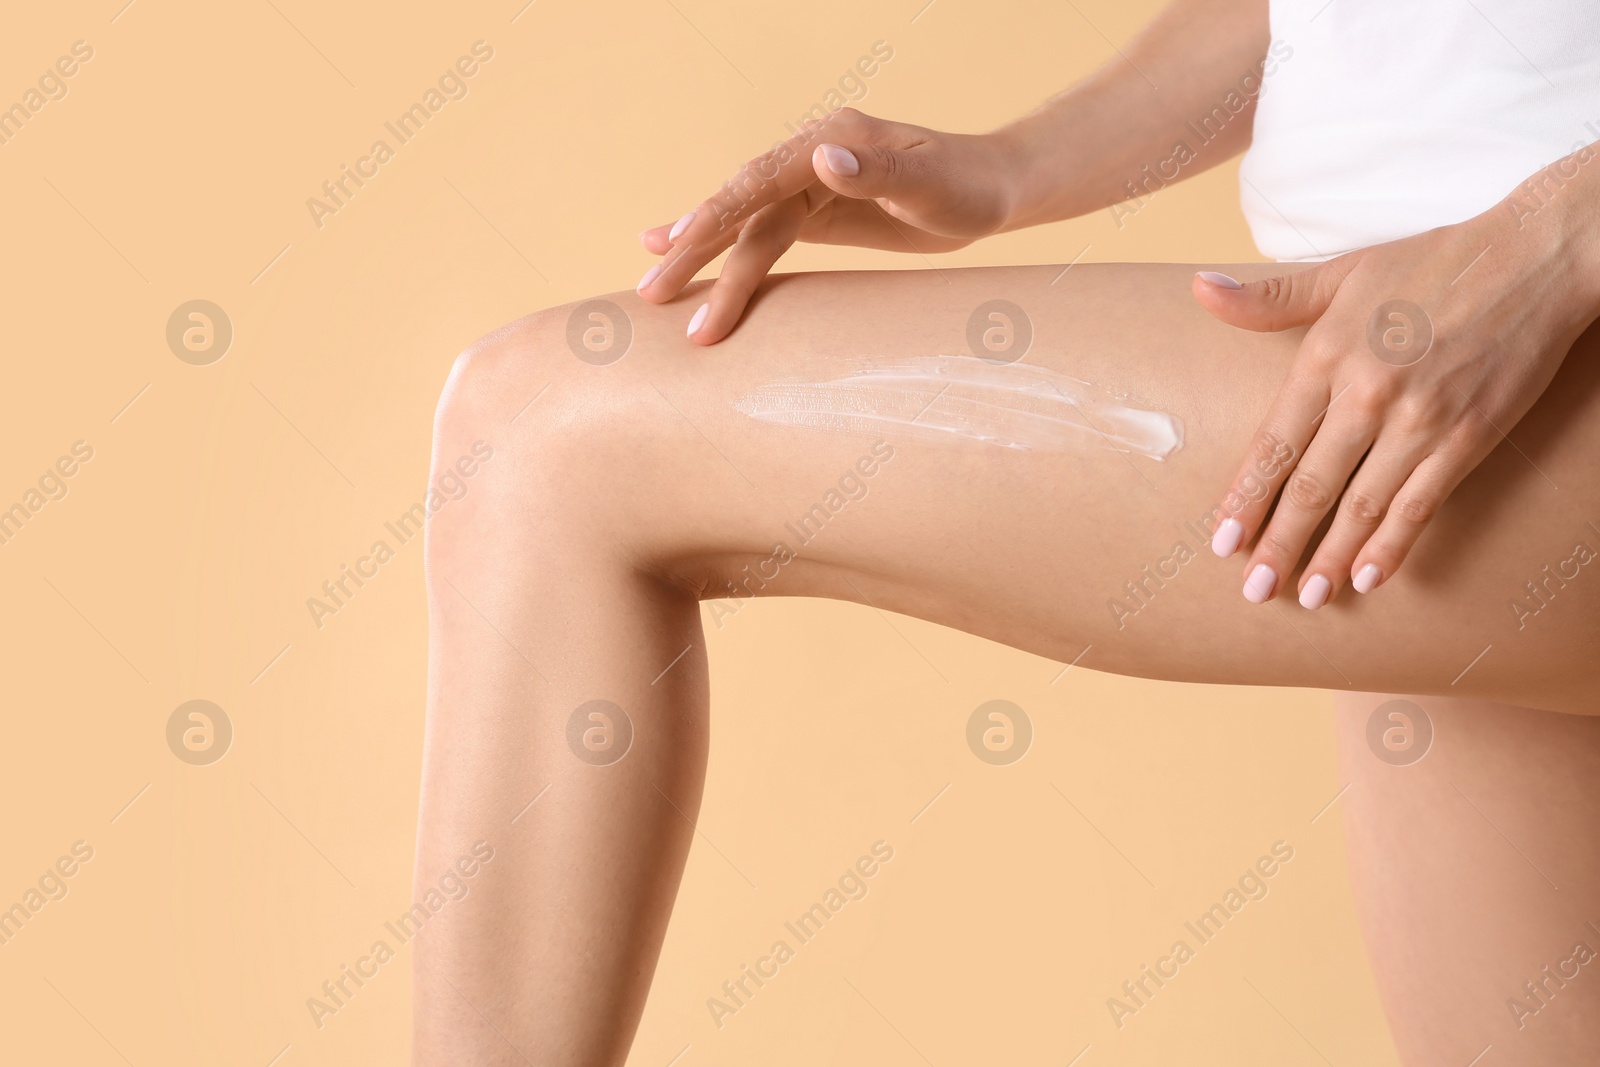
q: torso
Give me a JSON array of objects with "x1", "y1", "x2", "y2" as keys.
[{"x1": 1241, "y1": 0, "x2": 1600, "y2": 261}]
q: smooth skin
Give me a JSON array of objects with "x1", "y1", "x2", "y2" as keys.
[
  {"x1": 637, "y1": 0, "x2": 1600, "y2": 606},
  {"x1": 1195, "y1": 185, "x2": 1600, "y2": 610},
  {"x1": 1332, "y1": 691, "x2": 1600, "y2": 1065},
  {"x1": 414, "y1": 0, "x2": 1600, "y2": 1062},
  {"x1": 414, "y1": 263, "x2": 1600, "y2": 1066}
]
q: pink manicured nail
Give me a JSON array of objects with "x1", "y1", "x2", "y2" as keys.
[
  {"x1": 636, "y1": 262, "x2": 663, "y2": 292},
  {"x1": 1196, "y1": 271, "x2": 1242, "y2": 290},
  {"x1": 687, "y1": 302, "x2": 709, "y2": 337},
  {"x1": 1211, "y1": 517, "x2": 1244, "y2": 558},
  {"x1": 1243, "y1": 563, "x2": 1277, "y2": 604},
  {"x1": 819, "y1": 143, "x2": 860, "y2": 176},
  {"x1": 1353, "y1": 564, "x2": 1383, "y2": 594},
  {"x1": 1299, "y1": 574, "x2": 1331, "y2": 611},
  {"x1": 668, "y1": 211, "x2": 695, "y2": 241}
]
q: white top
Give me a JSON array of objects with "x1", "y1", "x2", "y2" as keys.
[{"x1": 1240, "y1": 0, "x2": 1600, "y2": 262}]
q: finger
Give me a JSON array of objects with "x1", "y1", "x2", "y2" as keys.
[
  {"x1": 1348, "y1": 450, "x2": 1470, "y2": 595},
  {"x1": 1239, "y1": 411, "x2": 1376, "y2": 603},
  {"x1": 1192, "y1": 253, "x2": 1355, "y2": 333},
  {"x1": 1294, "y1": 427, "x2": 1425, "y2": 610},
  {"x1": 643, "y1": 185, "x2": 821, "y2": 301},
  {"x1": 661, "y1": 110, "x2": 868, "y2": 259},
  {"x1": 808, "y1": 135, "x2": 940, "y2": 211},
  {"x1": 685, "y1": 199, "x2": 806, "y2": 345},
  {"x1": 635, "y1": 216, "x2": 745, "y2": 302},
  {"x1": 812, "y1": 129, "x2": 1017, "y2": 243},
  {"x1": 667, "y1": 106, "x2": 959, "y2": 259},
  {"x1": 1209, "y1": 375, "x2": 1331, "y2": 562},
  {"x1": 795, "y1": 195, "x2": 972, "y2": 252},
  {"x1": 808, "y1": 140, "x2": 954, "y2": 240},
  {"x1": 639, "y1": 224, "x2": 673, "y2": 255}
]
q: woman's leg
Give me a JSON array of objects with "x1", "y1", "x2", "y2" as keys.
[
  {"x1": 412, "y1": 262, "x2": 1600, "y2": 1064},
  {"x1": 1333, "y1": 691, "x2": 1600, "y2": 1067}
]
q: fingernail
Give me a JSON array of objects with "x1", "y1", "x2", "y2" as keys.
[
  {"x1": 819, "y1": 143, "x2": 860, "y2": 176},
  {"x1": 637, "y1": 262, "x2": 663, "y2": 292},
  {"x1": 668, "y1": 211, "x2": 695, "y2": 241},
  {"x1": 1196, "y1": 270, "x2": 1242, "y2": 290},
  {"x1": 1243, "y1": 563, "x2": 1277, "y2": 604},
  {"x1": 687, "y1": 302, "x2": 709, "y2": 337},
  {"x1": 1298, "y1": 574, "x2": 1331, "y2": 611},
  {"x1": 1211, "y1": 517, "x2": 1244, "y2": 558},
  {"x1": 1353, "y1": 564, "x2": 1383, "y2": 594}
]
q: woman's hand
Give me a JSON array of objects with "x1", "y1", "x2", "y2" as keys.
[
  {"x1": 1193, "y1": 152, "x2": 1600, "y2": 609},
  {"x1": 637, "y1": 107, "x2": 1024, "y2": 344}
]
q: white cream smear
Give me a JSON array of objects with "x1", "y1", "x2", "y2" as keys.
[{"x1": 735, "y1": 355, "x2": 1184, "y2": 461}]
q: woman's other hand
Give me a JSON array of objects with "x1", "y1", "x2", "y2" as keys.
[{"x1": 1193, "y1": 144, "x2": 1600, "y2": 609}]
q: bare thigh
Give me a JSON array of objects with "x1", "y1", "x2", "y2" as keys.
[
  {"x1": 1333, "y1": 690, "x2": 1600, "y2": 1065},
  {"x1": 441, "y1": 262, "x2": 1600, "y2": 712},
  {"x1": 416, "y1": 261, "x2": 1600, "y2": 1066}
]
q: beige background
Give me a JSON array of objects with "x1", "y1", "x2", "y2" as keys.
[{"x1": 0, "y1": 1, "x2": 1398, "y2": 1063}]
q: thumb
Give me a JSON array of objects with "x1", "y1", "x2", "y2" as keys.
[
  {"x1": 1191, "y1": 259, "x2": 1348, "y2": 333},
  {"x1": 810, "y1": 138, "x2": 935, "y2": 204}
]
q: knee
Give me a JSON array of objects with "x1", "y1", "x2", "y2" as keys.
[
  {"x1": 432, "y1": 309, "x2": 555, "y2": 444},
  {"x1": 424, "y1": 297, "x2": 658, "y2": 565},
  {"x1": 433, "y1": 293, "x2": 661, "y2": 442},
  {"x1": 428, "y1": 308, "x2": 574, "y2": 552}
]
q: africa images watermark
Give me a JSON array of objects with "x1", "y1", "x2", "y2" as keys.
[
  {"x1": 1504, "y1": 120, "x2": 1600, "y2": 229},
  {"x1": 305, "y1": 841, "x2": 496, "y2": 1030},
  {"x1": 781, "y1": 41, "x2": 896, "y2": 140},
  {"x1": 0, "y1": 840, "x2": 95, "y2": 949},
  {"x1": 1507, "y1": 522, "x2": 1597, "y2": 631},
  {"x1": 707, "y1": 440, "x2": 895, "y2": 629},
  {"x1": 0, "y1": 439, "x2": 95, "y2": 548},
  {"x1": 0, "y1": 39, "x2": 95, "y2": 148},
  {"x1": 709, "y1": 40, "x2": 896, "y2": 231},
  {"x1": 967, "y1": 699, "x2": 1034, "y2": 766},
  {"x1": 1505, "y1": 920, "x2": 1600, "y2": 1032},
  {"x1": 1106, "y1": 839, "x2": 1296, "y2": 1029},
  {"x1": 706, "y1": 840, "x2": 896, "y2": 1030},
  {"x1": 306, "y1": 441, "x2": 493, "y2": 629},
  {"x1": 1110, "y1": 38, "x2": 1293, "y2": 229},
  {"x1": 306, "y1": 41, "x2": 496, "y2": 229},
  {"x1": 1105, "y1": 438, "x2": 1296, "y2": 629}
]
